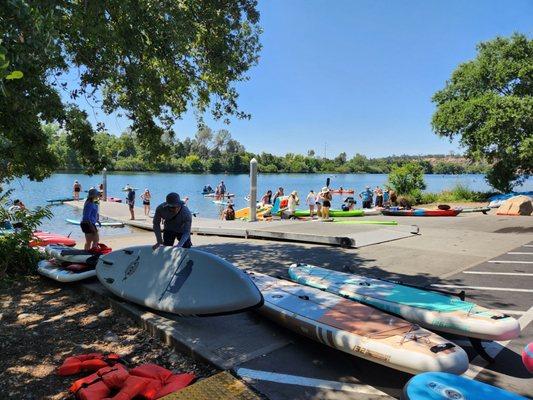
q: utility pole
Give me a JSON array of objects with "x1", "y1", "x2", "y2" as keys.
[{"x1": 249, "y1": 158, "x2": 258, "y2": 222}]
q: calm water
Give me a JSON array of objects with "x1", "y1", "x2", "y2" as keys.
[{"x1": 5, "y1": 172, "x2": 533, "y2": 238}]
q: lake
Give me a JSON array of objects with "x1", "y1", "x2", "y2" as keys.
[{"x1": 4, "y1": 172, "x2": 533, "y2": 239}]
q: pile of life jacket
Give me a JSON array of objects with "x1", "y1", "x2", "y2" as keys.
[{"x1": 58, "y1": 353, "x2": 195, "y2": 400}]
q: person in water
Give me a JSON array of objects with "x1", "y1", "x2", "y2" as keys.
[
  {"x1": 260, "y1": 190, "x2": 272, "y2": 206},
  {"x1": 152, "y1": 192, "x2": 192, "y2": 249},
  {"x1": 80, "y1": 188, "x2": 101, "y2": 250},
  {"x1": 306, "y1": 190, "x2": 316, "y2": 217},
  {"x1": 141, "y1": 188, "x2": 151, "y2": 216},
  {"x1": 73, "y1": 180, "x2": 82, "y2": 201},
  {"x1": 221, "y1": 203, "x2": 235, "y2": 220},
  {"x1": 318, "y1": 187, "x2": 332, "y2": 219},
  {"x1": 125, "y1": 185, "x2": 136, "y2": 220}
]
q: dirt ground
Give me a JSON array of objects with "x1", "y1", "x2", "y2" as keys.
[{"x1": 0, "y1": 276, "x2": 216, "y2": 400}]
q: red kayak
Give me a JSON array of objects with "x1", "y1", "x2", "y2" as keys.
[
  {"x1": 382, "y1": 209, "x2": 462, "y2": 217},
  {"x1": 30, "y1": 231, "x2": 76, "y2": 247}
]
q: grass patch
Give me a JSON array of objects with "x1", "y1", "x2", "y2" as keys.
[{"x1": 418, "y1": 184, "x2": 492, "y2": 205}]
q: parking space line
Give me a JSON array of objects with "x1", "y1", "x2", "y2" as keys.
[
  {"x1": 431, "y1": 284, "x2": 533, "y2": 293},
  {"x1": 488, "y1": 260, "x2": 533, "y2": 264},
  {"x1": 464, "y1": 306, "x2": 533, "y2": 379},
  {"x1": 462, "y1": 271, "x2": 533, "y2": 277},
  {"x1": 507, "y1": 252, "x2": 533, "y2": 255},
  {"x1": 235, "y1": 368, "x2": 391, "y2": 397}
]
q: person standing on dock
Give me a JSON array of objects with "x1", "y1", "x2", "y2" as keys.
[
  {"x1": 360, "y1": 186, "x2": 373, "y2": 209},
  {"x1": 306, "y1": 190, "x2": 316, "y2": 217},
  {"x1": 80, "y1": 188, "x2": 101, "y2": 250},
  {"x1": 152, "y1": 193, "x2": 192, "y2": 249},
  {"x1": 125, "y1": 185, "x2": 136, "y2": 220},
  {"x1": 73, "y1": 180, "x2": 82, "y2": 201},
  {"x1": 141, "y1": 188, "x2": 151, "y2": 216}
]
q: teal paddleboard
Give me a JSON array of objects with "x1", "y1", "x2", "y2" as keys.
[{"x1": 289, "y1": 263, "x2": 520, "y2": 340}]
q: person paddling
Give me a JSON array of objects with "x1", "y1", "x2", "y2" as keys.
[
  {"x1": 152, "y1": 193, "x2": 192, "y2": 249},
  {"x1": 80, "y1": 188, "x2": 101, "y2": 250}
]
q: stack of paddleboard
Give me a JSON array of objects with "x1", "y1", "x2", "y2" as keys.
[
  {"x1": 38, "y1": 244, "x2": 112, "y2": 282},
  {"x1": 65, "y1": 218, "x2": 125, "y2": 227}
]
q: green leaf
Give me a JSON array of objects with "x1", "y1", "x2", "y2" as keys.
[{"x1": 5, "y1": 70, "x2": 23, "y2": 80}]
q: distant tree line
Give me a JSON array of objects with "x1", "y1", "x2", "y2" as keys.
[{"x1": 45, "y1": 124, "x2": 489, "y2": 175}]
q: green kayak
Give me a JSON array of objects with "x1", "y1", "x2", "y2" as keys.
[{"x1": 294, "y1": 209, "x2": 365, "y2": 217}]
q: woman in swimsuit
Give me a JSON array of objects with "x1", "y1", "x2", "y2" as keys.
[{"x1": 141, "y1": 188, "x2": 151, "y2": 216}]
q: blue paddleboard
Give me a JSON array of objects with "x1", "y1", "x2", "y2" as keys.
[{"x1": 402, "y1": 372, "x2": 528, "y2": 400}]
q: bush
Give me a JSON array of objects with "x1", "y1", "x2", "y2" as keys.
[
  {"x1": 0, "y1": 189, "x2": 52, "y2": 280},
  {"x1": 417, "y1": 184, "x2": 491, "y2": 205},
  {"x1": 387, "y1": 162, "x2": 426, "y2": 195},
  {"x1": 260, "y1": 163, "x2": 278, "y2": 173}
]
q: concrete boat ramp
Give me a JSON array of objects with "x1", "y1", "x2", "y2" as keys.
[{"x1": 65, "y1": 200, "x2": 419, "y2": 248}]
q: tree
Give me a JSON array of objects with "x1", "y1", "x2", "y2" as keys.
[
  {"x1": 387, "y1": 162, "x2": 426, "y2": 195},
  {"x1": 0, "y1": 1, "x2": 261, "y2": 182},
  {"x1": 432, "y1": 33, "x2": 533, "y2": 192}
]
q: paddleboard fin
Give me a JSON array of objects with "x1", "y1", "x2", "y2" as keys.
[{"x1": 469, "y1": 338, "x2": 495, "y2": 363}]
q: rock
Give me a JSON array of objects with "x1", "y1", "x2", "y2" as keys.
[
  {"x1": 103, "y1": 331, "x2": 119, "y2": 342},
  {"x1": 17, "y1": 313, "x2": 30, "y2": 320}
]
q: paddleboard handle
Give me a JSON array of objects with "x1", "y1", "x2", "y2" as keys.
[
  {"x1": 430, "y1": 343, "x2": 456, "y2": 353},
  {"x1": 298, "y1": 295, "x2": 310, "y2": 300},
  {"x1": 123, "y1": 250, "x2": 134, "y2": 255},
  {"x1": 102, "y1": 260, "x2": 114, "y2": 265}
]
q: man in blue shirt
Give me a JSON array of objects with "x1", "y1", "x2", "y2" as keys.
[
  {"x1": 359, "y1": 186, "x2": 373, "y2": 209},
  {"x1": 152, "y1": 193, "x2": 192, "y2": 249}
]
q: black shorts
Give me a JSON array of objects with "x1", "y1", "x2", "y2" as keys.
[
  {"x1": 143, "y1": 201, "x2": 150, "y2": 206},
  {"x1": 80, "y1": 221, "x2": 97, "y2": 234},
  {"x1": 163, "y1": 231, "x2": 192, "y2": 248},
  {"x1": 322, "y1": 200, "x2": 331, "y2": 207},
  {"x1": 74, "y1": 188, "x2": 80, "y2": 192}
]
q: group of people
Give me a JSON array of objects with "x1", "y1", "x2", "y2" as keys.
[{"x1": 359, "y1": 185, "x2": 398, "y2": 209}]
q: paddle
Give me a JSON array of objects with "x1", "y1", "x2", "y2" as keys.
[{"x1": 326, "y1": 177, "x2": 330, "y2": 188}]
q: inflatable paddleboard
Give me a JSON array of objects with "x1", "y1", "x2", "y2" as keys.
[
  {"x1": 45, "y1": 244, "x2": 111, "y2": 265},
  {"x1": 401, "y1": 372, "x2": 528, "y2": 400},
  {"x1": 96, "y1": 246, "x2": 263, "y2": 316},
  {"x1": 249, "y1": 272, "x2": 468, "y2": 374},
  {"x1": 289, "y1": 264, "x2": 520, "y2": 341},
  {"x1": 30, "y1": 231, "x2": 76, "y2": 247},
  {"x1": 65, "y1": 218, "x2": 125, "y2": 227},
  {"x1": 106, "y1": 197, "x2": 122, "y2": 203},
  {"x1": 37, "y1": 260, "x2": 96, "y2": 282},
  {"x1": 382, "y1": 209, "x2": 461, "y2": 217}
]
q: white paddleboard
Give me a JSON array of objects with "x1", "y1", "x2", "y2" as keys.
[
  {"x1": 250, "y1": 272, "x2": 468, "y2": 374},
  {"x1": 37, "y1": 260, "x2": 96, "y2": 282},
  {"x1": 65, "y1": 218, "x2": 125, "y2": 227},
  {"x1": 96, "y1": 246, "x2": 263, "y2": 316},
  {"x1": 45, "y1": 245, "x2": 101, "y2": 265}
]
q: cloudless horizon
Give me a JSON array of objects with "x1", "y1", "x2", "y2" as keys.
[{"x1": 66, "y1": 0, "x2": 533, "y2": 158}]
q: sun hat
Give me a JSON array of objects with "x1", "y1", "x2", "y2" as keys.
[
  {"x1": 321, "y1": 187, "x2": 329, "y2": 193},
  {"x1": 165, "y1": 192, "x2": 184, "y2": 207},
  {"x1": 291, "y1": 190, "x2": 298, "y2": 196}
]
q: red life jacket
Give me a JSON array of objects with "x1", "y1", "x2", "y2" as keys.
[
  {"x1": 70, "y1": 363, "x2": 195, "y2": 400},
  {"x1": 58, "y1": 353, "x2": 121, "y2": 376},
  {"x1": 91, "y1": 243, "x2": 112, "y2": 255}
]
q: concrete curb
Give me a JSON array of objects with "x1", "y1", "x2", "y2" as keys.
[{"x1": 78, "y1": 281, "x2": 231, "y2": 370}]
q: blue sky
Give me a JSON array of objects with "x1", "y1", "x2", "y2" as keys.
[{"x1": 69, "y1": 0, "x2": 532, "y2": 158}]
